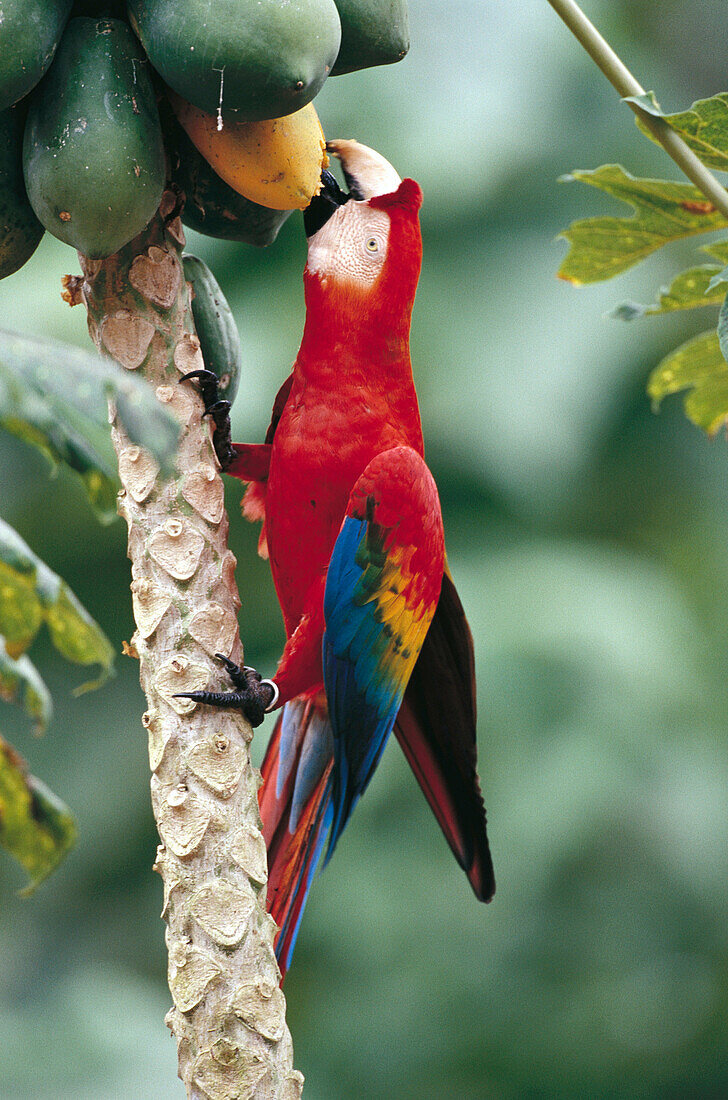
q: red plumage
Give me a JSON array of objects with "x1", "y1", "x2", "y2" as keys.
[{"x1": 224, "y1": 162, "x2": 494, "y2": 974}]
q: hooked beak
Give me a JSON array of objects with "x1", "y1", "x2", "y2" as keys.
[
  {"x1": 303, "y1": 141, "x2": 404, "y2": 237},
  {"x1": 326, "y1": 139, "x2": 402, "y2": 200},
  {"x1": 303, "y1": 170, "x2": 350, "y2": 237}
]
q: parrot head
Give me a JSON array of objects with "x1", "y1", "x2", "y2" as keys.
[{"x1": 302, "y1": 141, "x2": 423, "y2": 336}]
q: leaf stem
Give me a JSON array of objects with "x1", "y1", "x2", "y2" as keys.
[{"x1": 546, "y1": 0, "x2": 728, "y2": 220}]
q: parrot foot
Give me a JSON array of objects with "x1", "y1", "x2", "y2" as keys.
[
  {"x1": 174, "y1": 653, "x2": 279, "y2": 728},
  {"x1": 179, "y1": 368, "x2": 235, "y2": 470}
]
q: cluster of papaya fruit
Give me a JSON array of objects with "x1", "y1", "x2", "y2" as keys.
[{"x1": 0, "y1": 0, "x2": 409, "y2": 278}]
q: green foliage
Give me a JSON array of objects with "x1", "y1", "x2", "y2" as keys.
[
  {"x1": 648, "y1": 327, "x2": 728, "y2": 433},
  {"x1": 560, "y1": 91, "x2": 728, "y2": 440},
  {"x1": 557, "y1": 166, "x2": 728, "y2": 284},
  {"x1": 611, "y1": 264, "x2": 726, "y2": 320},
  {"x1": 0, "y1": 512, "x2": 114, "y2": 884},
  {"x1": 612, "y1": 240, "x2": 728, "y2": 319},
  {"x1": 0, "y1": 328, "x2": 179, "y2": 522},
  {"x1": 629, "y1": 91, "x2": 728, "y2": 171},
  {"x1": 0, "y1": 639, "x2": 52, "y2": 734},
  {"x1": 0, "y1": 517, "x2": 114, "y2": 691},
  {"x1": 0, "y1": 735, "x2": 76, "y2": 893}
]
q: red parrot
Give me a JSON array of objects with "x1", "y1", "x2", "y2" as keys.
[{"x1": 177, "y1": 140, "x2": 495, "y2": 976}]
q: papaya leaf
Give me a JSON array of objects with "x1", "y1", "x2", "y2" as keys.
[
  {"x1": 0, "y1": 735, "x2": 76, "y2": 892},
  {"x1": 0, "y1": 581, "x2": 42, "y2": 660},
  {"x1": 3, "y1": 396, "x2": 119, "y2": 523},
  {"x1": 702, "y1": 240, "x2": 728, "y2": 265},
  {"x1": 0, "y1": 639, "x2": 52, "y2": 734},
  {"x1": 610, "y1": 243, "x2": 728, "y2": 319},
  {"x1": 0, "y1": 329, "x2": 180, "y2": 523},
  {"x1": 611, "y1": 264, "x2": 726, "y2": 320},
  {"x1": 0, "y1": 518, "x2": 114, "y2": 690},
  {"x1": 699, "y1": 240, "x2": 728, "y2": 293},
  {"x1": 35, "y1": 564, "x2": 114, "y2": 693},
  {"x1": 628, "y1": 91, "x2": 728, "y2": 172},
  {"x1": 705, "y1": 268, "x2": 728, "y2": 293},
  {"x1": 717, "y1": 286, "x2": 728, "y2": 368},
  {"x1": 647, "y1": 324, "x2": 728, "y2": 435},
  {"x1": 558, "y1": 166, "x2": 728, "y2": 284}
]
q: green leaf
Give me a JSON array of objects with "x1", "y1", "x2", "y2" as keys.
[
  {"x1": 558, "y1": 166, "x2": 728, "y2": 284},
  {"x1": 611, "y1": 264, "x2": 726, "y2": 320},
  {"x1": 717, "y1": 285, "x2": 728, "y2": 368},
  {"x1": 0, "y1": 639, "x2": 52, "y2": 734},
  {"x1": 0, "y1": 735, "x2": 76, "y2": 892},
  {"x1": 700, "y1": 240, "x2": 728, "y2": 293},
  {"x1": 0, "y1": 329, "x2": 180, "y2": 523},
  {"x1": 0, "y1": 518, "x2": 114, "y2": 689},
  {"x1": 628, "y1": 91, "x2": 728, "y2": 171},
  {"x1": 705, "y1": 267, "x2": 728, "y2": 293},
  {"x1": 35, "y1": 565, "x2": 114, "y2": 693},
  {"x1": 702, "y1": 240, "x2": 728, "y2": 265},
  {"x1": 648, "y1": 326, "x2": 728, "y2": 434}
]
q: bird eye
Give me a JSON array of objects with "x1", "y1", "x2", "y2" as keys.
[{"x1": 365, "y1": 236, "x2": 379, "y2": 253}]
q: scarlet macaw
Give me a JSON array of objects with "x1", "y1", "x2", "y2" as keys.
[{"x1": 178, "y1": 141, "x2": 495, "y2": 975}]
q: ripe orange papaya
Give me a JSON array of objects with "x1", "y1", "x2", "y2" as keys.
[{"x1": 169, "y1": 92, "x2": 327, "y2": 212}]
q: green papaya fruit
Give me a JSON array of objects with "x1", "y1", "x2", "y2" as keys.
[
  {"x1": 0, "y1": 1, "x2": 73, "y2": 112},
  {"x1": 0, "y1": 107, "x2": 45, "y2": 280},
  {"x1": 183, "y1": 254, "x2": 241, "y2": 406},
  {"x1": 128, "y1": 0, "x2": 341, "y2": 122},
  {"x1": 332, "y1": 0, "x2": 409, "y2": 75},
  {"x1": 23, "y1": 18, "x2": 165, "y2": 258},
  {"x1": 71, "y1": 3, "x2": 127, "y2": 13},
  {"x1": 164, "y1": 112, "x2": 292, "y2": 246}
]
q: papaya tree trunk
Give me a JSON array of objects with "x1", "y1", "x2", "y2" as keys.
[{"x1": 77, "y1": 191, "x2": 303, "y2": 1099}]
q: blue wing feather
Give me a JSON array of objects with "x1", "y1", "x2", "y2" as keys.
[
  {"x1": 322, "y1": 508, "x2": 436, "y2": 861},
  {"x1": 260, "y1": 447, "x2": 447, "y2": 973}
]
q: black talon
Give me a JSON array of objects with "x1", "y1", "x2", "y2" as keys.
[
  {"x1": 173, "y1": 655, "x2": 276, "y2": 728},
  {"x1": 179, "y1": 368, "x2": 220, "y2": 405},
  {"x1": 214, "y1": 652, "x2": 248, "y2": 691},
  {"x1": 179, "y1": 368, "x2": 217, "y2": 383},
  {"x1": 180, "y1": 368, "x2": 235, "y2": 470},
  {"x1": 203, "y1": 399, "x2": 232, "y2": 422}
]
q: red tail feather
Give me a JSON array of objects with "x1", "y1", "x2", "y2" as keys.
[{"x1": 258, "y1": 695, "x2": 333, "y2": 978}]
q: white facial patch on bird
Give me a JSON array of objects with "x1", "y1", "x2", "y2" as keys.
[{"x1": 307, "y1": 201, "x2": 390, "y2": 286}]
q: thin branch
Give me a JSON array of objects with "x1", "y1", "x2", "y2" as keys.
[{"x1": 546, "y1": 0, "x2": 728, "y2": 220}]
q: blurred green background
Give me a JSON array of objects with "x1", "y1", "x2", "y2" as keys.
[{"x1": 2, "y1": 1, "x2": 728, "y2": 1096}]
